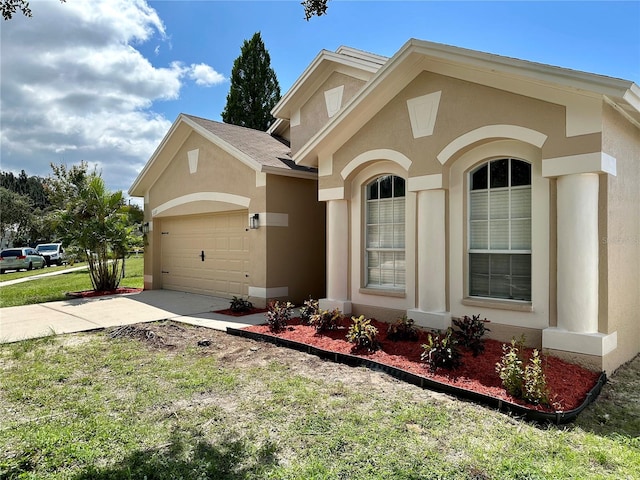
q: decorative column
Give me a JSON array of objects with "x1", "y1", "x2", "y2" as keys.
[
  {"x1": 556, "y1": 174, "x2": 599, "y2": 333},
  {"x1": 407, "y1": 177, "x2": 450, "y2": 330},
  {"x1": 542, "y1": 153, "x2": 618, "y2": 359},
  {"x1": 320, "y1": 199, "x2": 352, "y2": 314}
]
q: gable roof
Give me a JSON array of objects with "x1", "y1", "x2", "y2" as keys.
[
  {"x1": 293, "y1": 39, "x2": 640, "y2": 166},
  {"x1": 129, "y1": 114, "x2": 316, "y2": 196},
  {"x1": 270, "y1": 46, "x2": 387, "y2": 124}
]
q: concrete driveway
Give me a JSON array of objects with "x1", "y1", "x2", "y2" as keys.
[{"x1": 0, "y1": 290, "x2": 266, "y2": 344}]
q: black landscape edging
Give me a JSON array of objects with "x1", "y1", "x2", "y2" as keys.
[{"x1": 226, "y1": 327, "x2": 606, "y2": 424}]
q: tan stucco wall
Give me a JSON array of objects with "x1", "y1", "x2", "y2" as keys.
[
  {"x1": 143, "y1": 130, "x2": 266, "y2": 293},
  {"x1": 601, "y1": 102, "x2": 640, "y2": 372},
  {"x1": 265, "y1": 174, "x2": 326, "y2": 305},
  {"x1": 290, "y1": 72, "x2": 366, "y2": 156},
  {"x1": 320, "y1": 71, "x2": 601, "y2": 191}
]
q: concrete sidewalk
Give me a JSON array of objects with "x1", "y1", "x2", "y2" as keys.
[{"x1": 0, "y1": 290, "x2": 267, "y2": 344}]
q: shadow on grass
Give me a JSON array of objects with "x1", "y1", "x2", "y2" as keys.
[{"x1": 72, "y1": 428, "x2": 279, "y2": 480}]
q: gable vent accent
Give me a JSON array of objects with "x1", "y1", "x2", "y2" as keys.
[
  {"x1": 407, "y1": 91, "x2": 442, "y2": 139},
  {"x1": 188, "y1": 149, "x2": 199, "y2": 174},
  {"x1": 324, "y1": 85, "x2": 345, "y2": 118}
]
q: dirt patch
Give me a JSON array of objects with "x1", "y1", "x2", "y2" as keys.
[{"x1": 105, "y1": 321, "x2": 454, "y2": 403}]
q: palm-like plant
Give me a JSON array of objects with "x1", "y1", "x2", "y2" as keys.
[{"x1": 57, "y1": 175, "x2": 132, "y2": 291}]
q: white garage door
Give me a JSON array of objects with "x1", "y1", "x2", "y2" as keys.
[{"x1": 160, "y1": 211, "x2": 250, "y2": 298}]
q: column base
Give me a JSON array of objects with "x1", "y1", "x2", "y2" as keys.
[
  {"x1": 542, "y1": 328, "x2": 617, "y2": 356},
  {"x1": 319, "y1": 298, "x2": 352, "y2": 315},
  {"x1": 407, "y1": 309, "x2": 451, "y2": 331}
]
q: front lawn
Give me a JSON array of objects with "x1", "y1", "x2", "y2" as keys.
[
  {"x1": 1, "y1": 321, "x2": 638, "y2": 479},
  {"x1": 0, "y1": 256, "x2": 143, "y2": 308}
]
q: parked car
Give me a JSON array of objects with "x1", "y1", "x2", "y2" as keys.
[
  {"x1": 35, "y1": 243, "x2": 67, "y2": 266},
  {"x1": 0, "y1": 247, "x2": 46, "y2": 273}
]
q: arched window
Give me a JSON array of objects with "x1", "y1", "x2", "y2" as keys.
[
  {"x1": 365, "y1": 175, "x2": 405, "y2": 288},
  {"x1": 469, "y1": 158, "x2": 531, "y2": 301}
]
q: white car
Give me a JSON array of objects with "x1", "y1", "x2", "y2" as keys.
[
  {"x1": 35, "y1": 243, "x2": 67, "y2": 266},
  {"x1": 0, "y1": 247, "x2": 46, "y2": 273}
]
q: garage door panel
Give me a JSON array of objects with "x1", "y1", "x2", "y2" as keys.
[{"x1": 160, "y1": 211, "x2": 250, "y2": 298}]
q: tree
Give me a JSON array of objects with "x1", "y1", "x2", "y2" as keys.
[
  {"x1": 301, "y1": 0, "x2": 329, "y2": 20},
  {"x1": 55, "y1": 172, "x2": 133, "y2": 292},
  {"x1": 1, "y1": 0, "x2": 65, "y2": 20},
  {"x1": 221, "y1": 32, "x2": 281, "y2": 131},
  {"x1": 0, "y1": 187, "x2": 33, "y2": 246}
]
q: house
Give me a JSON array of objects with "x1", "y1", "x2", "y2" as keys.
[
  {"x1": 128, "y1": 115, "x2": 326, "y2": 307},
  {"x1": 130, "y1": 39, "x2": 639, "y2": 373}
]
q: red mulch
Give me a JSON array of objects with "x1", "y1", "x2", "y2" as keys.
[
  {"x1": 213, "y1": 308, "x2": 268, "y2": 317},
  {"x1": 66, "y1": 288, "x2": 143, "y2": 298},
  {"x1": 245, "y1": 318, "x2": 601, "y2": 413}
]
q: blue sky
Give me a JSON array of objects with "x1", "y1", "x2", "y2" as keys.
[{"x1": 1, "y1": 1, "x2": 638, "y2": 199}]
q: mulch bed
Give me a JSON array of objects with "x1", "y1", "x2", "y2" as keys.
[
  {"x1": 213, "y1": 307, "x2": 268, "y2": 317},
  {"x1": 66, "y1": 288, "x2": 143, "y2": 298},
  {"x1": 244, "y1": 318, "x2": 601, "y2": 413}
]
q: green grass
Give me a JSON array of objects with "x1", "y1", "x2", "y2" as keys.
[
  {"x1": 0, "y1": 262, "x2": 86, "y2": 281},
  {"x1": 0, "y1": 324, "x2": 638, "y2": 480},
  {"x1": 0, "y1": 256, "x2": 143, "y2": 308}
]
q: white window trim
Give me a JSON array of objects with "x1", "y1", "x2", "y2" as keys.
[
  {"x1": 349, "y1": 161, "x2": 415, "y2": 311},
  {"x1": 449, "y1": 139, "x2": 549, "y2": 329}
]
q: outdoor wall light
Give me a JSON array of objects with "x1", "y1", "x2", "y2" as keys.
[
  {"x1": 141, "y1": 222, "x2": 150, "y2": 234},
  {"x1": 249, "y1": 213, "x2": 260, "y2": 229}
]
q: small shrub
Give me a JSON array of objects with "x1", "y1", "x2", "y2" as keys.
[
  {"x1": 452, "y1": 314, "x2": 490, "y2": 356},
  {"x1": 495, "y1": 339, "x2": 524, "y2": 397},
  {"x1": 495, "y1": 336, "x2": 550, "y2": 405},
  {"x1": 523, "y1": 349, "x2": 549, "y2": 405},
  {"x1": 387, "y1": 315, "x2": 419, "y2": 341},
  {"x1": 421, "y1": 328, "x2": 462, "y2": 372},
  {"x1": 309, "y1": 308, "x2": 342, "y2": 332},
  {"x1": 346, "y1": 315, "x2": 380, "y2": 352},
  {"x1": 229, "y1": 296, "x2": 253, "y2": 313},
  {"x1": 299, "y1": 297, "x2": 319, "y2": 325},
  {"x1": 265, "y1": 301, "x2": 293, "y2": 332}
]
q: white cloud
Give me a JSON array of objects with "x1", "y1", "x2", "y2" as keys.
[
  {"x1": 0, "y1": 0, "x2": 222, "y2": 195},
  {"x1": 189, "y1": 63, "x2": 227, "y2": 86}
]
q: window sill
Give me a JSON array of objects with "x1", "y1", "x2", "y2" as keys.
[
  {"x1": 359, "y1": 287, "x2": 406, "y2": 298},
  {"x1": 462, "y1": 297, "x2": 533, "y2": 312}
]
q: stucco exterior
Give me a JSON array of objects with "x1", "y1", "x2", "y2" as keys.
[
  {"x1": 130, "y1": 39, "x2": 639, "y2": 374},
  {"x1": 269, "y1": 39, "x2": 640, "y2": 374},
  {"x1": 129, "y1": 114, "x2": 325, "y2": 308}
]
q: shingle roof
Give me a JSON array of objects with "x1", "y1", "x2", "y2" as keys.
[{"x1": 183, "y1": 114, "x2": 315, "y2": 173}]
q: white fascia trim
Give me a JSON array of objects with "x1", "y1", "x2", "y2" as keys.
[
  {"x1": 408, "y1": 174, "x2": 443, "y2": 192},
  {"x1": 341, "y1": 149, "x2": 412, "y2": 180},
  {"x1": 152, "y1": 192, "x2": 251, "y2": 217},
  {"x1": 272, "y1": 49, "x2": 383, "y2": 119},
  {"x1": 129, "y1": 114, "x2": 186, "y2": 195},
  {"x1": 437, "y1": 125, "x2": 548, "y2": 165},
  {"x1": 260, "y1": 165, "x2": 318, "y2": 180},
  {"x1": 181, "y1": 116, "x2": 262, "y2": 173},
  {"x1": 543, "y1": 328, "x2": 618, "y2": 357},
  {"x1": 319, "y1": 187, "x2": 345, "y2": 202},
  {"x1": 542, "y1": 152, "x2": 617, "y2": 178},
  {"x1": 249, "y1": 286, "x2": 289, "y2": 299}
]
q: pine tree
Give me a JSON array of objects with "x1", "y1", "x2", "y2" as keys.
[{"x1": 221, "y1": 32, "x2": 281, "y2": 131}]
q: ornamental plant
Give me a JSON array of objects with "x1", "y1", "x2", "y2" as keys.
[
  {"x1": 265, "y1": 301, "x2": 293, "y2": 332},
  {"x1": 421, "y1": 328, "x2": 462, "y2": 373},
  {"x1": 495, "y1": 336, "x2": 550, "y2": 405},
  {"x1": 309, "y1": 308, "x2": 342, "y2": 332},
  {"x1": 452, "y1": 314, "x2": 490, "y2": 356},
  {"x1": 346, "y1": 315, "x2": 380, "y2": 352},
  {"x1": 523, "y1": 349, "x2": 550, "y2": 405},
  {"x1": 299, "y1": 297, "x2": 319, "y2": 325},
  {"x1": 387, "y1": 315, "x2": 419, "y2": 341},
  {"x1": 229, "y1": 296, "x2": 253, "y2": 313}
]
